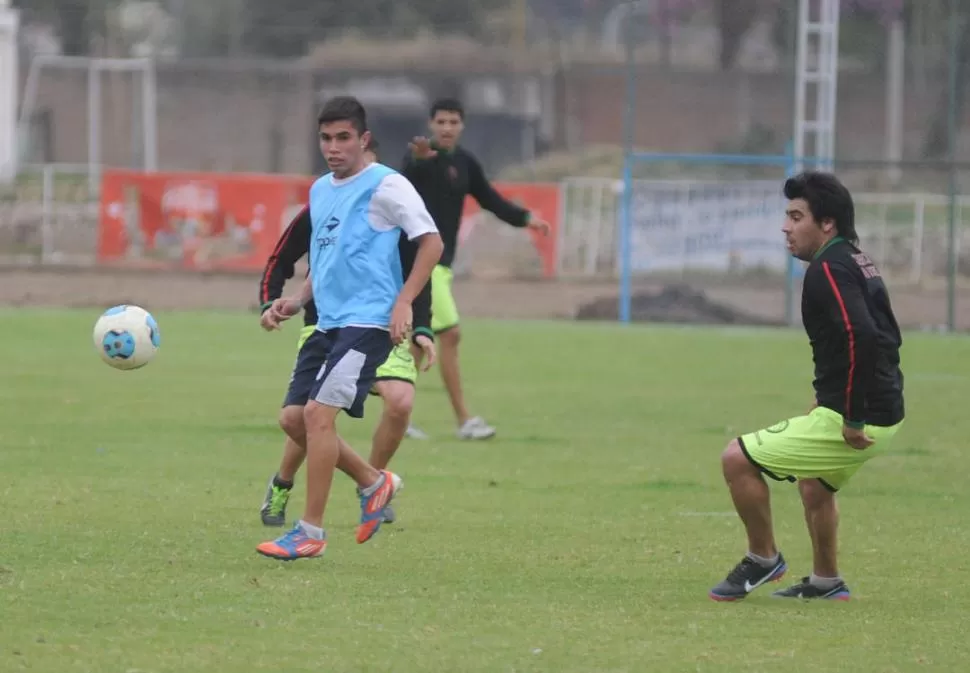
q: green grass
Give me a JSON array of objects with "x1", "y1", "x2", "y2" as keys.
[{"x1": 2, "y1": 310, "x2": 970, "y2": 672}]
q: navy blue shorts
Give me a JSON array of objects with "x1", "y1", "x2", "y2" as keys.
[{"x1": 283, "y1": 327, "x2": 393, "y2": 418}]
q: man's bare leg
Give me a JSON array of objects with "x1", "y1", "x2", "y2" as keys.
[
  {"x1": 255, "y1": 401, "x2": 341, "y2": 560},
  {"x1": 798, "y1": 479, "x2": 846, "y2": 591},
  {"x1": 438, "y1": 326, "x2": 470, "y2": 425},
  {"x1": 278, "y1": 436, "x2": 305, "y2": 483},
  {"x1": 723, "y1": 440, "x2": 777, "y2": 558},
  {"x1": 708, "y1": 440, "x2": 787, "y2": 601},
  {"x1": 768, "y1": 479, "x2": 851, "y2": 600},
  {"x1": 369, "y1": 381, "x2": 414, "y2": 469},
  {"x1": 434, "y1": 326, "x2": 494, "y2": 439},
  {"x1": 260, "y1": 383, "x2": 414, "y2": 527},
  {"x1": 299, "y1": 401, "x2": 342, "y2": 529},
  {"x1": 260, "y1": 406, "x2": 308, "y2": 527},
  {"x1": 336, "y1": 436, "x2": 381, "y2": 487}
]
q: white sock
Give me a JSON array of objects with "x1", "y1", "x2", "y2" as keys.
[
  {"x1": 298, "y1": 520, "x2": 325, "y2": 540},
  {"x1": 360, "y1": 472, "x2": 385, "y2": 497},
  {"x1": 746, "y1": 551, "x2": 780, "y2": 568},
  {"x1": 809, "y1": 573, "x2": 841, "y2": 590}
]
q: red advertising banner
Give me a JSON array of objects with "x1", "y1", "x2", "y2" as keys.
[
  {"x1": 458, "y1": 183, "x2": 561, "y2": 278},
  {"x1": 99, "y1": 170, "x2": 560, "y2": 276}
]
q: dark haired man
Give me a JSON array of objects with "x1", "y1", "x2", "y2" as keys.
[
  {"x1": 403, "y1": 97, "x2": 550, "y2": 440},
  {"x1": 256, "y1": 136, "x2": 435, "y2": 530},
  {"x1": 709, "y1": 170, "x2": 905, "y2": 602},
  {"x1": 257, "y1": 96, "x2": 443, "y2": 560}
]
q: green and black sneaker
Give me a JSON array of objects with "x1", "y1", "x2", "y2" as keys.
[{"x1": 260, "y1": 475, "x2": 292, "y2": 527}]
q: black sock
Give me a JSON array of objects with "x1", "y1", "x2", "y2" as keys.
[{"x1": 273, "y1": 474, "x2": 293, "y2": 490}]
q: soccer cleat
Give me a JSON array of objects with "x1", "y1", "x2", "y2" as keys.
[
  {"x1": 354, "y1": 492, "x2": 397, "y2": 524},
  {"x1": 405, "y1": 424, "x2": 430, "y2": 440},
  {"x1": 457, "y1": 416, "x2": 496, "y2": 440},
  {"x1": 772, "y1": 577, "x2": 851, "y2": 601},
  {"x1": 356, "y1": 471, "x2": 402, "y2": 544},
  {"x1": 256, "y1": 523, "x2": 326, "y2": 560},
  {"x1": 259, "y1": 476, "x2": 291, "y2": 527},
  {"x1": 709, "y1": 553, "x2": 788, "y2": 601},
  {"x1": 382, "y1": 504, "x2": 396, "y2": 524}
]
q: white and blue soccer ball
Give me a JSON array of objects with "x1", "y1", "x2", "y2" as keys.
[{"x1": 92, "y1": 304, "x2": 161, "y2": 370}]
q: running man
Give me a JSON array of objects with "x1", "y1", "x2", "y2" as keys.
[
  {"x1": 257, "y1": 138, "x2": 436, "y2": 529},
  {"x1": 710, "y1": 171, "x2": 905, "y2": 601},
  {"x1": 402, "y1": 97, "x2": 550, "y2": 440},
  {"x1": 256, "y1": 96, "x2": 443, "y2": 560}
]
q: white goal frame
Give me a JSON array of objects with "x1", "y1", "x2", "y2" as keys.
[{"x1": 17, "y1": 55, "x2": 159, "y2": 192}]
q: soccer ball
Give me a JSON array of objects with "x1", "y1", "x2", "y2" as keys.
[{"x1": 93, "y1": 304, "x2": 161, "y2": 370}]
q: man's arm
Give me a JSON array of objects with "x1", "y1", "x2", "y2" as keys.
[
  {"x1": 814, "y1": 261, "x2": 879, "y2": 427},
  {"x1": 295, "y1": 275, "x2": 313, "y2": 309},
  {"x1": 398, "y1": 233, "x2": 434, "y2": 345},
  {"x1": 258, "y1": 206, "x2": 311, "y2": 312},
  {"x1": 262, "y1": 273, "x2": 314, "y2": 331},
  {"x1": 466, "y1": 153, "x2": 530, "y2": 228}
]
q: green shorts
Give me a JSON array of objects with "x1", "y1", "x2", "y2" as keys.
[
  {"x1": 738, "y1": 406, "x2": 904, "y2": 492},
  {"x1": 296, "y1": 325, "x2": 417, "y2": 387},
  {"x1": 431, "y1": 264, "x2": 459, "y2": 333}
]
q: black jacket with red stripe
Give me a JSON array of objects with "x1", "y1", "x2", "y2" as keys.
[
  {"x1": 802, "y1": 237, "x2": 904, "y2": 427},
  {"x1": 258, "y1": 206, "x2": 434, "y2": 343}
]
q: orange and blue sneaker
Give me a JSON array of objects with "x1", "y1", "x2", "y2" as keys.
[
  {"x1": 356, "y1": 471, "x2": 402, "y2": 544},
  {"x1": 256, "y1": 522, "x2": 327, "y2": 560}
]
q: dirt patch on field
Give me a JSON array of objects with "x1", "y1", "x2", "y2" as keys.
[
  {"x1": 0, "y1": 266, "x2": 968, "y2": 331},
  {"x1": 576, "y1": 283, "x2": 781, "y2": 326}
]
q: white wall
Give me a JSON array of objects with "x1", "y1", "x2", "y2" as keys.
[{"x1": 0, "y1": 0, "x2": 19, "y2": 183}]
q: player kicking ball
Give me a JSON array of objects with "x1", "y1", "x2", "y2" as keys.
[
  {"x1": 710, "y1": 171, "x2": 905, "y2": 601},
  {"x1": 257, "y1": 137, "x2": 436, "y2": 529},
  {"x1": 256, "y1": 96, "x2": 442, "y2": 560}
]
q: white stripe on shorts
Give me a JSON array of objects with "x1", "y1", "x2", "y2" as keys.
[{"x1": 314, "y1": 349, "x2": 366, "y2": 409}]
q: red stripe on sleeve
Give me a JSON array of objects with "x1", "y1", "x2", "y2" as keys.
[
  {"x1": 822, "y1": 261, "x2": 856, "y2": 417},
  {"x1": 260, "y1": 205, "x2": 308, "y2": 304}
]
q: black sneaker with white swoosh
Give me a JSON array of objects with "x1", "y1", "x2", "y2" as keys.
[
  {"x1": 772, "y1": 577, "x2": 851, "y2": 600},
  {"x1": 709, "y1": 553, "x2": 788, "y2": 601}
]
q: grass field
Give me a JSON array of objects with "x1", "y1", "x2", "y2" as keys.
[{"x1": 2, "y1": 309, "x2": 970, "y2": 672}]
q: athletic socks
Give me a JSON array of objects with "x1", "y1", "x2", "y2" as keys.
[
  {"x1": 298, "y1": 520, "x2": 325, "y2": 540},
  {"x1": 809, "y1": 574, "x2": 843, "y2": 590},
  {"x1": 359, "y1": 472, "x2": 385, "y2": 498},
  {"x1": 746, "y1": 551, "x2": 781, "y2": 569}
]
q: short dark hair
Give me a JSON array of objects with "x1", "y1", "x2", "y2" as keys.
[
  {"x1": 366, "y1": 136, "x2": 379, "y2": 159},
  {"x1": 783, "y1": 171, "x2": 858, "y2": 244},
  {"x1": 317, "y1": 96, "x2": 368, "y2": 135},
  {"x1": 430, "y1": 97, "x2": 464, "y2": 120}
]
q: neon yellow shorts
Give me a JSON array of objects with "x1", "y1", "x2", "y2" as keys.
[
  {"x1": 296, "y1": 324, "x2": 316, "y2": 351},
  {"x1": 738, "y1": 406, "x2": 904, "y2": 492},
  {"x1": 431, "y1": 264, "x2": 459, "y2": 333},
  {"x1": 296, "y1": 325, "x2": 417, "y2": 386}
]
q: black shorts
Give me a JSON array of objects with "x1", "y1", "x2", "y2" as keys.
[{"x1": 282, "y1": 327, "x2": 393, "y2": 418}]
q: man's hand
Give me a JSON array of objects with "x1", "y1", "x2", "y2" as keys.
[
  {"x1": 390, "y1": 300, "x2": 413, "y2": 345},
  {"x1": 409, "y1": 137, "x2": 437, "y2": 161},
  {"x1": 260, "y1": 308, "x2": 280, "y2": 331},
  {"x1": 260, "y1": 297, "x2": 302, "y2": 331},
  {"x1": 843, "y1": 424, "x2": 874, "y2": 450},
  {"x1": 527, "y1": 216, "x2": 551, "y2": 237},
  {"x1": 414, "y1": 334, "x2": 436, "y2": 372}
]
